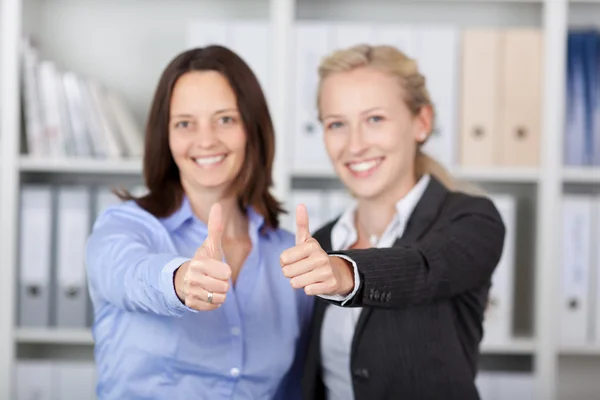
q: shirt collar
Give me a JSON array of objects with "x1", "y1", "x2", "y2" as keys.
[
  {"x1": 161, "y1": 195, "x2": 266, "y2": 235},
  {"x1": 331, "y1": 174, "x2": 431, "y2": 250}
]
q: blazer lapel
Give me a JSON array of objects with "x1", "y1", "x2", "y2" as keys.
[{"x1": 350, "y1": 176, "x2": 449, "y2": 359}]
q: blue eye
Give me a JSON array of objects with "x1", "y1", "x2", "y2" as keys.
[
  {"x1": 368, "y1": 115, "x2": 384, "y2": 123},
  {"x1": 328, "y1": 121, "x2": 344, "y2": 130},
  {"x1": 175, "y1": 121, "x2": 190, "y2": 128}
]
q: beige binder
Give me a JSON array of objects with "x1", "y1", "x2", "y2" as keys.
[
  {"x1": 458, "y1": 29, "x2": 502, "y2": 167},
  {"x1": 499, "y1": 29, "x2": 543, "y2": 166}
]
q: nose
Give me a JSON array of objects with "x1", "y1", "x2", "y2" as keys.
[
  {"x1": 347, "y1": 125, "x2": 368, "y2": 156},
  {"x1": 193, "y1": 121, "x2": 218, "y2": 148}
]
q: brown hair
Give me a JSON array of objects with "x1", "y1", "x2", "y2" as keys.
[
  {"x1": 316, "y1": 44, "x2": 459, "y2": 191},
  {"x1": 117, "y1": 46, "x2": 284, "y2": 229}
]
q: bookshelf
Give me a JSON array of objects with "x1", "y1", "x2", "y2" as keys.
[{"x1": 1, "y1": 0, "x2": 599, "y2": 399}]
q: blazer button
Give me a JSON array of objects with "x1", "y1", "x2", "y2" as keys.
[
  {"x1": 373, "y1": 290, "x2": 380, "y2": 301},
  {"x1": 353, "y1": 368, "x2": 370, "y2": 379}
]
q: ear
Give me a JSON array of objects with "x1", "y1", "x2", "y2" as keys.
[{"x1": 413, "y1": 105, "x2": 434, "y2": 143}]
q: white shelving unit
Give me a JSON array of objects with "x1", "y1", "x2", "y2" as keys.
[{"x1": 1, "y1": 0, "x2": 599, "y2": 399}]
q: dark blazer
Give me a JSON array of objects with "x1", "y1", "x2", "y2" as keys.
[{"x1": 302, "y1": 176, "x2": 506, "y2": 400}]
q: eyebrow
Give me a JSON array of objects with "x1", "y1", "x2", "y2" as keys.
[
  {"x1": 170, "y1": 108, "x2": 238, "y2": 119},
  {"x1": 322, "y1": 107, "x2": 384, "y2": 120}
]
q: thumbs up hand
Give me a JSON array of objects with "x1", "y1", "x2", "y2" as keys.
[
  {"x1": 174, "y1": 202, "x2": 232, "y2": 311},
  {"x1": 280, "y1": 204, "x2": 354, "y2": 297}
]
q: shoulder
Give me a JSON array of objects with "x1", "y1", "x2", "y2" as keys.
[
  {"x1": 442, "y1": 190, "x2": 503, "y2": 222},
  {"x1": 91, "y1": 199, "x2": 168, "y2": 239}
]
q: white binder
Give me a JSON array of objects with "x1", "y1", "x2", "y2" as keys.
[
  {"x1": 560, "y1": 195, "x2": 594, "y2": 345},
  {"x1": 16, "y1": 360, "x2": 54, "y2": 400},
  {"x1": 412, "y1": 26, "x2": 460, "y2": 169},
  {"x1": 374, "y1": 25, "x2": 416, "y2": 59},
  {"x1": 291, "y1": 23, "x2": 335, "y2": 176},
  {"x1": 482, "y1": 194, "x2": 517, "y2": 346},
  {"x1": 290, "y1": 189, "x2": 327, "y2": 234},
  {"x1": 55, "y1": 361, "x2": 97, "y2": 400},
  {"x1": 18, "y1": 184, "x2": 53, "y2": 327},
  {"x1": 326, "y1": 189, "x2": 354, "y2": 221},
  {"x1": 186, "y1": 20, "x2": 271, "y2": 103},
  {"x1": 54, "y1": 186, "x2": 91, "y2": 327}
]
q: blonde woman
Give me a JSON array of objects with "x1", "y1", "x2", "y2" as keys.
[{"x1": 280, "y1": 44, "x2": 506, "y2": 400}]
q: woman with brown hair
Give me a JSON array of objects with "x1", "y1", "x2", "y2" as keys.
[
  {"x1": 85, "y1": 46, "x2": 312, "y2": 400},
  {"x1": 280, "y1": 44, "x2": 506, "y2": 400}
]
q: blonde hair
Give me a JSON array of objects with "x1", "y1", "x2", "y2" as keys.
[{"x1": 317, "y1": 44, "x2": 466, "y2": 192}]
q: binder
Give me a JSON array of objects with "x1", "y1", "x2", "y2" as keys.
[
  {"x1": 374, "y1": 25, "x2": 416, "y2": 59},
  {"x1": 55, "y1": 361, "x2": 97, "y2": 400},
  {"x1": 54, "y1": 186, "x2": 91, "y2": 328},
  {"x1": 498, "y1": 29, "x2": 543, "y2": 166},
  {"x1": 458, "y1": 29, "x2": 502, "y2": 167},
  {"x1": 16, "y1": 360, "x2": 54, "y2": 400},
  {"x1": 18, "y1": 184, "x2": 53, "y2": 327},
  {"x1": 291, "y1": 23, "x2": 335, "y2": 176},
  {"x1": 560, "y1": 195, "x2": 594, "y2": 345},
  {"x1": 326, "y1": 189, "x2": 354, "y2": 221},
  {"x1": 94, "y1": 186, "x2": 121, "y2": 220},
  {"x1": 290, "y1": 189, "x2": 327, "y2": 234},
  {"x1": 482, "y1": 194, "x2": 517, "y2": 346},
  {"x1": 412, "y1": 26, "x2": 459, "y2": 169},
  {"x1": 330, "y1": 23, "x2": 377, "y2": 49},
  {"x1": 186, "y1": 21, "x2": 271, "y2": 102}
]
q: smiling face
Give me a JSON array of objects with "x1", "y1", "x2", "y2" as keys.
[
  {"x1": 168, "y1": 70, "x2": 247, "y2": 195},
  {"x1": 319, "y1": 66, "x2": 430, "y2": 202}
]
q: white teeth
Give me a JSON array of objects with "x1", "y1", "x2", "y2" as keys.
[
  {"x1": 348, "y1": 159, "x2": 379, "y2": 172},
  {"x1": 194, "y1": 155, "x2": 225, "y2": 166}
]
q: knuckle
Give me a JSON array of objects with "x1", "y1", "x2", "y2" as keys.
[{"x1": 329, "y1": 279, "x2": 338, "y2": 289}]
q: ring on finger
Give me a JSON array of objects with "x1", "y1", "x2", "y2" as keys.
[{"x1": 207, "y1": 291, "x2": 214, "y2": 304}]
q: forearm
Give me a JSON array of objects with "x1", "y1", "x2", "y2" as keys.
[
  {"x1": 329, "y1": 202, "x2": 505, "y2": 308},
  {"x1": 86, "y1": 233, "x2": 194, "y2": 317}
]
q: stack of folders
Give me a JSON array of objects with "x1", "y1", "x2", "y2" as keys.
[
  {"x1": 559, "y1": 194, "x2": 600, "y2": 347},
  {"x1": 20, "y1": 36, "x2": 144, "y2": 160},
  {"x1": 16, "y1": 184, "x2": 146, "y2": 330},
  {"x1": 15, "y1": 360, "x2": 97, "y2": 400},
  {"x1": 565, "y1": 29, "x2": 600, "y2": 167}
]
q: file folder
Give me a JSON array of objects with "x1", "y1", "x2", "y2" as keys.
[
  {"x1": 498, "y1": 29, "x2": 542, "y2": 166},
  {"x1": 18, "y1": 184, "x2": 53, "y2": 327},
  {"x1": 458, "y1": 29, "x2": 502, "y2": 167},
  {"x1": 54, "y1": 186, "x2": 91, "y2": 327},
  {"x1": 560, "y1": 195, "x2": 594, "y2": 345}
]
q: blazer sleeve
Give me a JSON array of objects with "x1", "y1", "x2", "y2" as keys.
[{"x1": 328, "y1": 195, "x2": 505, "y2": 309}]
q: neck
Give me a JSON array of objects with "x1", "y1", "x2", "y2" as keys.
[
  {"x1": 354, "y1": 173, "x2": 417, "y2": 240},
  {"x1": 184, "y1": 184, "x2": 248, "y2": 239}
]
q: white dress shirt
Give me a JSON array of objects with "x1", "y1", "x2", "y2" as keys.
[{"x1": 319, "y1": 174, "x2": 431, "y2": 400}]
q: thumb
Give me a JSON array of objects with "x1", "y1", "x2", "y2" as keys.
[
  {"x1": 205, "y1": 202, "x2": 224, "y2": 260},
  {"x1": 295, "y1": 204, "x2": 311, "y2": 245}
]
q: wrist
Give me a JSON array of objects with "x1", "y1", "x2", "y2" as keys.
[
  {"x1": 174, "y1": 261, "x2": 189, "y2": 303},
  {"x1": 332, "y1": 256, "x2": 354, "y2": 296}
]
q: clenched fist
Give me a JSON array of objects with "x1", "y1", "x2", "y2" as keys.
[
  {"x1": 280, "y1": 204, "x2": 354, "y2": 297},
  {"x1": 175, "y1": 202, "x2": 232, "y2": 311}
]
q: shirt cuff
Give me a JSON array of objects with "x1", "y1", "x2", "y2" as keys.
[
  {"x1": 160, "y1": 256, "x2": 198, "y2": 314},
  {"x1": 318, "y1": 254, "x2": 361, "y2": 306}
]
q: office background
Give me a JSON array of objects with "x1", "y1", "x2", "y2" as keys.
[{"x1": 0, "y1": 0, "x2": 598, "y2": 399}]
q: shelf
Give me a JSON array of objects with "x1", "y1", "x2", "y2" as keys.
[
  {"x1": 291, "y1": 167, "x2": 540, "y2": 183},
  {"x1": 560, "y1": 345, "x2": 600, "y2": 356},
  {"x1": 15, "y1": 328, "x2": 94, "y2": 345},
  {"x1": 451, "y1": 167, "x2": 540, "y2": 183},
  {"x1": 480, "y1": 338, "x2": 536, "y2": 354},
  {"x1": 19, "y1": 156, "x2": 143, "y2": 175},
  {"x1": 562, "y1": 167, "x2": 600, "y2": 184}
]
